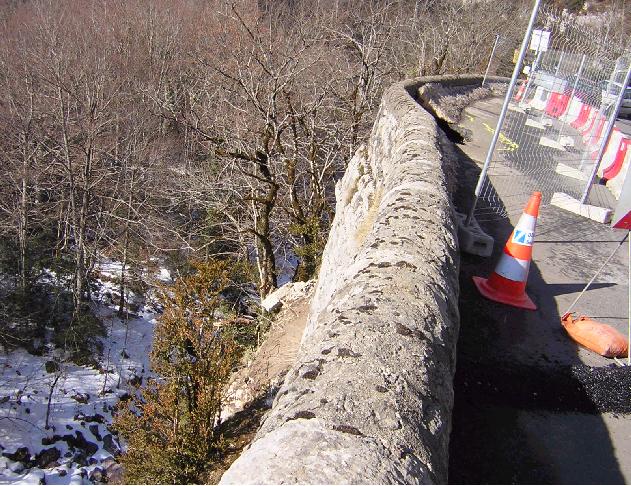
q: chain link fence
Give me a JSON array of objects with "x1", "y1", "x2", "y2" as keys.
[{"x1": 473, "y1": 6, "x2": 630, "y2": 222}]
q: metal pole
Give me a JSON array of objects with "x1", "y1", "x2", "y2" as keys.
[
  {"x1": 554, "y1": 51, "x2": 564, "y2": 77},
  {"x1": 580, "y1": 60, "x2": 631, "y2": 204},
  {"x1": 482, "y1": 34, "x2": 500, "y2": 87},
  {"x1": 537, "y1": 49, "x2": 561, "y2": 124},
  {"x1": 569, "y1": 54, "x2": 587, "y2": 99},
  {"x1": 520, "y1": 46, "x2": 543, "y2": 108},
  {"x1": 466, "y1": 0, "x2": 543, "y2": 226},
  {"x1": 557, "y1": 54, "x2": 586, "y2": 144}
]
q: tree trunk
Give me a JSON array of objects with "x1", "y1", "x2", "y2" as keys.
[
  {"x1": 18, "y1": 143, "x2": 28, "y2": 292},
  {"x1": 73, "y1": 146, "x2": 92, "y2": 317},
  {"x1": 253, "y1": 198, "x2": 278, "y2": 299},
  {"x1": 119, "y1": 229, "x2": 129, "y2": 317}
]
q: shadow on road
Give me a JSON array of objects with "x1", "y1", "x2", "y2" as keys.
[
  {"x1": 544, "y1": 282, "x2": 617, "y2": 297},
  {"x1": 445, "y1": 130, "x2": 627, "y2": 484}
]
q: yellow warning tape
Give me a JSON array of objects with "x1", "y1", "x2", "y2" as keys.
[{"x1": 482, "y1": 122, "x2": 519, "y2": 152}]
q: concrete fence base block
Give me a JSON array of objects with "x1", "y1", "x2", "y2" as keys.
[
  {"x1": 525, "y1": 118, "x2": 547, "y2": 130},
  {"x1": 551, "y1": 192, "x2": 612, "y2": 224},
  {"x1": 508, "y1": 103, "x2": 526, "y2": 114},
  {"x1": 555, "y1": 162, "x2": 589, "y2": 181},
  {"x1": 559, "y1": 135, "x2": 575, "y2": 148},
  {"x1": 540, "y1": 136, "x2": 566, "y2": 151},
  {"x1": 456, "y1": 212, "x2": 494, "y2": 257}
]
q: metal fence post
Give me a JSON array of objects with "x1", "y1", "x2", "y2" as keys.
[
  {"x1": 580, "y1": 60, "x2": 631, "y2": 205},
  {"x1": 520, "y1": 45, "x2": 543, "y2": 108},
  {"x1": 466, "y1": 0, "x2": 543, "y2": 226},
  {"x1": 554, "y1": 51, "x2": 564, "y2": 77},
  {"x1": 557, "y1": 53, "x2": 586, "y2": 144},
  {"x1": 482, "y1": 34, "x2": 500, "y2": 87}
]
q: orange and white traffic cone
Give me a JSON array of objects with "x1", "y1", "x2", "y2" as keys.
[{"x1": 473, "y1": 191, "x2": 542, "y2": 310}]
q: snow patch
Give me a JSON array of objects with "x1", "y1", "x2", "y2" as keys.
[{"x1": 0, "y1": 261, "x2": 165, "y2": 484}]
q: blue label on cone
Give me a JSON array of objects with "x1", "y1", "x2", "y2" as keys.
[{"x1": 512, "y1": 229, "x2": 534, "y2": 246}]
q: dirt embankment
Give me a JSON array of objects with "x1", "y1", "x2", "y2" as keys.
[
  {"x1": 204, "y1": 282, "x2": 316, "y2": 483},
  {"x1": 222, "y1": 281, "x2": 315, "y2": 420}
]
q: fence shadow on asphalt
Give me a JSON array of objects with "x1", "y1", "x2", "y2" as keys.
[
  {"x1": 445, "y1": 130, "x2": 626, "y2": 484},
  {"x1": 544, "y1": 282, "x2": 617, "y2": 297}
]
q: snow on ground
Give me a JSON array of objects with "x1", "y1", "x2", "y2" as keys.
[
  {"x1": 156, "y1": 267, "x2": 171, "y2": 283},
  {"x1": 276, "y1": 249, "x2": 298, "y2": 287},
  {"x1": 0, "y1": 260, "x2": 168, "y2": 484}
]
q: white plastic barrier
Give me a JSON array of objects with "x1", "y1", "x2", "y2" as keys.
[
  {"x1": 598, "y1": 129, "x2": 625, "y2": 177},
  {"x1": 583, "y1": 113, "x2": 606, "y2": 147},
  {"x1": 578, "y1": 109, "x2": 600, "y2": 138},
  {"x1": 559, "y1": 96, "x2": 583, "y2": 124},
  {"x1": 606, "y1": 145, "x2": 631, "y2": 200}
]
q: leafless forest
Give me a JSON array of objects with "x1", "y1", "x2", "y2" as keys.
[
  {"x1": 0, "y1": 0, "x2": 529, "y2": 308},
  {"x1": 0, "y1": 0, "x2": 627, "y2": 342},
  {"x1": 0, "y1": 0, "x2": 629, "y2": 483}
]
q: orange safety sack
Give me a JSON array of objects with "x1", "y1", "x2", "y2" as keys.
[{"x1": 561, "y1": 312, "x2": 629, "y2": 358}]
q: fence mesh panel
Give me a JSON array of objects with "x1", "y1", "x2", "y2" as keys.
[{"x1": 475, "y1": 8, "x2": 630, "y2": 222}]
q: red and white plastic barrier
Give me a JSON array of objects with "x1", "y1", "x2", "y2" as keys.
[
  {"x1": 545, "y1": 92, "x2": 570, "y2": 118},
  {"x1": 579, "y1": 110, "x2": 600, "y2": 137},
  {"x1": 526, "y1": 86, "x2": 549, "y2": 111},
  {"x1": 571, "y1": 103, "x2": 592, "y2": 130},
  {"x1": 554, "y1": 90, "x2": 631, "y2": 201},
  {"x1": 583, "y1": 114, "x2": 607, "y2": 149},
  {"x1": 599, "y1": 130, "x2": 630, "y2": 180},
  {"x1": 514, "y1": 82, "x2": 527, "y2": 102},
  {"x1": 560, "y1": 96, "x2": 583, "y2": 124},
  {"x1": 605, "y1": 144, "x2": 631, "y2": 200}
]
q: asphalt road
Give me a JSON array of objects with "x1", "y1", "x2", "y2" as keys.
[
  {"x1": 617, "y1": 116, "x2": 631, "y2": 137},
  {"x1": 448, "y1": 96, "x2": 631, "y2": 484}
]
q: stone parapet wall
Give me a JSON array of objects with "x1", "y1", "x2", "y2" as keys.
[
  {"x1": 416, "y1": 74, "x2": 509, "y2": 124},
  {"x1": 220, "y1": 75, "x2": 503, "y2": 484}
]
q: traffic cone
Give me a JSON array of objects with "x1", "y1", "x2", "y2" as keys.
[{"x1": 473, "y1": 191, "x2": 541, "y2": 310}]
